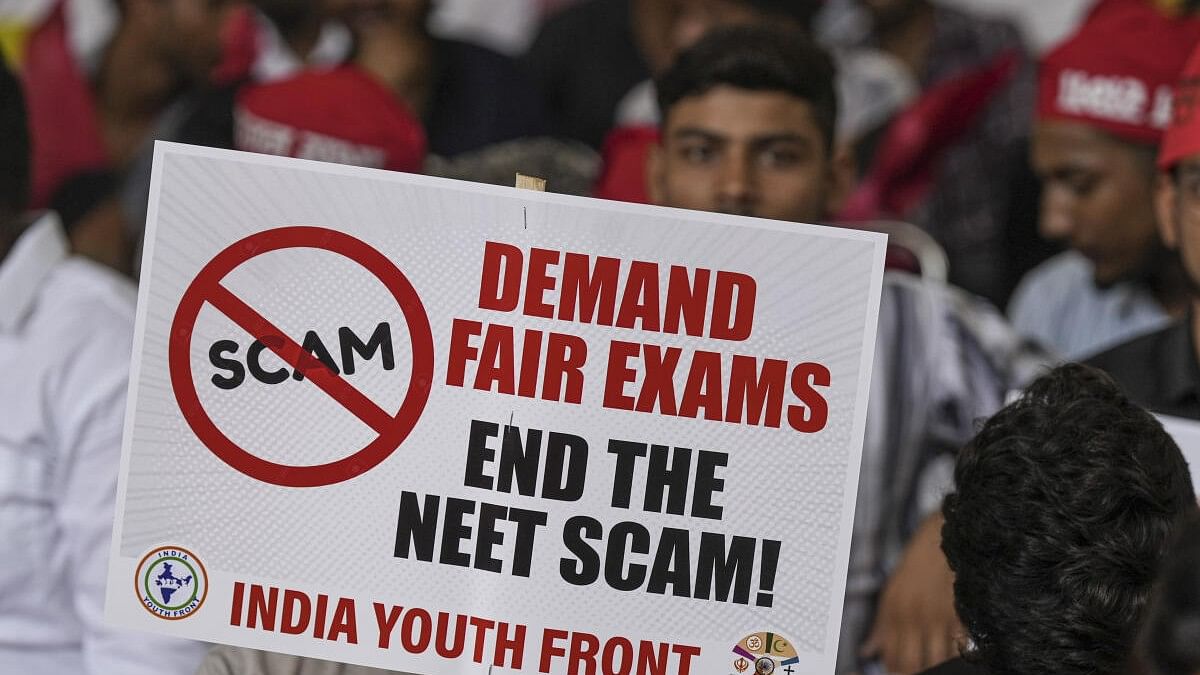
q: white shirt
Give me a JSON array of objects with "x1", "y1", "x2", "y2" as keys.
[
  {"x1": 0, "y1": 214, "x2": 207, "y2": 674},
  {"x1": 1008, "y1": 251, "x2": 1171, "y2": 361}
]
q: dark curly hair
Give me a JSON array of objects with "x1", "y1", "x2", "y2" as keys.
[
  {"x1": 655, "y1": 24, "x2": 838, "y2": 153},
  {"x1": 1139, "y1": 511, "x2": 1200, "y2": 675},
  {"x1": 942, "y1": 363, "x2": 1196, "y2": 675}
]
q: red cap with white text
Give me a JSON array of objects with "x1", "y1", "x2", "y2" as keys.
[
  {"x1": 236, "y1": 65, "x2": 426, "y2": 173},
  {"x1": 1037, "y1": 0, "x2": 1200, "y2": 145}
]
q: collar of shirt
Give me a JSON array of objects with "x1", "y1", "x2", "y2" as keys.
[{"x1": 0, "y1": 212, "x2": 68, "y2": 333}]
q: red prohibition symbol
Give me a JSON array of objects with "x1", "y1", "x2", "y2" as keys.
[{"x1": 169, "y1": 226, "x2": 434, "y2": 487}]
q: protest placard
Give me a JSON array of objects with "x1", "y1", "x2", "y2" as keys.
[{"x1": 105, "y1": 142, "x2": 887, "y2": 675}]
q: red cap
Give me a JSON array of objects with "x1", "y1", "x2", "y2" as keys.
[
  {"x1": 1037, "y1": 0, "x2": 1200, "y2": 145},
  {"x1": 235, "y1": 66, "x2": 426, "y2": 173},
  {"x1": 1160, "y1": 45, "x2": 1200, "y2": 168}
]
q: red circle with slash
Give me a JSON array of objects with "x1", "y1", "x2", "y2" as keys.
[{"x1": 168, "y1": 226, "x2": 434, "y2": 488}]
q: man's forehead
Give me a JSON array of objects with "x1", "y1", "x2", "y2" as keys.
[
  {"x1": 1034, "y1": 120, "x2": 1114, "y2": 149},
  {"x1": 1032, "y1": 120, "x2": 1123, "y2": 165},
  {"x1": 663, "y1": 85, "x2": 821, "y2": 140}
]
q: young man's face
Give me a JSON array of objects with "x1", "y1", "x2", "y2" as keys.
[
  {"x1": 1031, "y1": 120, "x2": 1160, "y2": 287},
  {"x1": 1157, "y1": 154, "x2": 1200, "y2": 296},
  {"x1": 150, "y1": 0, "x2": 237, "y2": 83},
  {"x1": 650, "y1": 85, "x2": 840, "y2": 224}
]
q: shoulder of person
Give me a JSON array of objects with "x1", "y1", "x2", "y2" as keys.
[
  {"x1": 1020, "y1": 250, "x2": 1091, "y2": 285},
  {"x1": 1085, "y1": 320, "x2": 1179, "y2": 373},
  {"x1": 28, "y1": 257, "x2": 138, "y2": 417},
  {"x1": 1009, "y1": 251, "x2": 1092, "y2": 313},
  {"x1": 37, "y1": 256, "x2": 136, "y2": 338}
]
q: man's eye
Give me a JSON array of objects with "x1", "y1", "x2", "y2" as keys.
[
  {"x1": 1176, "y1": 168, "x2": 1200, "y2": 203},
  {"x1": 1062, "y1": 174, "x2": 1099, "y2": 197},
  {"x1": 680, "y1": 145, "x2": 716, "y2": 164},
  {"x1": 759, "y1": 147, "x2": 802, "y2": 168}
]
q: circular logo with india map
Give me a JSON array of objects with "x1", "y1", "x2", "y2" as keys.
[
  {"x1": 135, "y1": 546, "x2": 208, "y2": 620},
  {"x1": 731, "y1": 632, "x2": 800, "y2": 675}
]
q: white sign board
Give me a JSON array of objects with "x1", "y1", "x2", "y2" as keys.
[{"x1": 105, "y1": 142, "x2": 887, "y2": 675}]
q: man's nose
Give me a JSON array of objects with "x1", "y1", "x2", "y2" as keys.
[
  {"x1": 717, "y1": 153, "x2": 756, "y2": 211},
  {"x1": 1039, "y1": 191, "x2": 1076, "y2": 241}
]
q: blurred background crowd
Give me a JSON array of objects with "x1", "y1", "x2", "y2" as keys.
[
  {"x1": 11, "y1": 1, "x2": 1200, "y2": 675},
  {"x1": 1, "y1": 0, "x2": 1098, "y2": 304}
]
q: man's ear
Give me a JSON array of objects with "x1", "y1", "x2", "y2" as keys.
[
  {"x1": 822, "y1": 141, "x2": 856, "y2": 218},
  {"x1": 647, "y1": 142, "x2": 667, "y2": 206},
  {"x1": 1156, "y1": 171, "x2": 1181, "y2": 251}
]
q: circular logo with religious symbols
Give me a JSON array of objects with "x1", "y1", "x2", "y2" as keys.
[
  {"x1": 731, "y1": 632, "x2": 800, "y2": 675},
  {"x1": 135, "y1": 545, "x2": 208, "y2": 620}
]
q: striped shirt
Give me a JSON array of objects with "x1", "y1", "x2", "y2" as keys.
[{"x1": 839, "y1": 272, "x2": 1050, "y2": 672}]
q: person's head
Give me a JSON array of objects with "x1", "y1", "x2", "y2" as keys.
[
  {"x1": 649, "y1": 25, "x2": 849, "y2": 223},
  {"x1": 943, "y1": 363, "x2": 1196, "y2": 675},
  {"x1": 121, "y1": 0, "x2": 238, "y2": 83},
  {"x1": 1156, "y1": 45, "x2": 1200, "y2": 303},
  {"x1": 1138, "y1": 511, "x2": 1200, "y2": 675},
  {"x1": 0, "y1": 54, "x2": 30, "y2": 245},
  {"x1": 1033, "y1": 0, "x2": 1200, "y2": 287},
  {"x1": 1031, "y1": 121, "x2": 1162, "y2": 287},
  {"x1": 49, "y1": 171, "x2": 132, "y2": 273}
]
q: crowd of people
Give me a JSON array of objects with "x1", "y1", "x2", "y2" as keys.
[{"x1": 6, "y1": 0, "x2": 1200, "y2": 674}]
